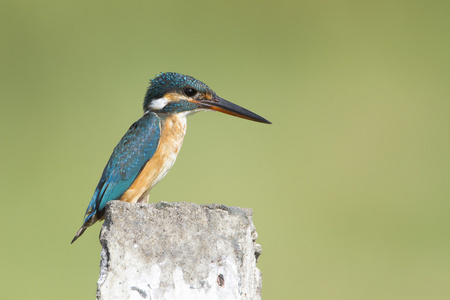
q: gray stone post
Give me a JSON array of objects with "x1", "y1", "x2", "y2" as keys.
[{"x1": 96, "y1": 201, "x2": 262, "y2": 300}]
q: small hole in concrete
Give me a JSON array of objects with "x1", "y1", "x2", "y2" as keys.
[{"x1": 217, "y1": 274, "x2": 225, "y2": 287}]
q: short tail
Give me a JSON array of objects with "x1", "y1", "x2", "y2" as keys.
[
  {"x1": 71, "y1": 210, "x2": 99, "y2": 244},
  {"x1": 71, "y1": 226, "x2": 87, "y2": 244}
]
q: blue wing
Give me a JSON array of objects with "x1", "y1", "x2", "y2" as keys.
[{"x1": 83, "y1": 112, "x2": 161, "y2": 225}]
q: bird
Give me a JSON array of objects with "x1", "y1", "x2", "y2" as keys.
[{"x1": 71, "y1": 72, "x2": 271, "y2": 243}]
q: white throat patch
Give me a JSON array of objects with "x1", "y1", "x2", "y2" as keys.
[
  {"x1": 177, "y1": 108, "x2": 207, "y2": 118},
  {"x1": 149, "y1": 97, "x2": 168, "y2": 110}
]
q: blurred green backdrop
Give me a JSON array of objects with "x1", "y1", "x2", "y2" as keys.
[{"x1": 1, "y1": 1, "x2": 450, "y2": 299}]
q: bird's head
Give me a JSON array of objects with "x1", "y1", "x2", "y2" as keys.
[{"x1": 143, "y1": 72, "x2": 271, "y2": 124}]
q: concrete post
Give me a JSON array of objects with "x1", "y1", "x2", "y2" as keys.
[{"x1": 96, "y1": 201, "x2": 262, "y2": 300}]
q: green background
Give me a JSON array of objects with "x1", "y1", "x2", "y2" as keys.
[{"x1": 1, "y1": 1, "x2": 449, "y2": 299}]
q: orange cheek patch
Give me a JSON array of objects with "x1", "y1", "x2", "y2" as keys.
[
  {"x1": 203, "y1": 93, "x2": 213, "y2": 100},
  {"x1": 164, "y1": 92, "x2": 183, "y2": 102}
]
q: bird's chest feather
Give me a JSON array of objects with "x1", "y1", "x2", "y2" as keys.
[{"x1": 120, "y1": 114, "x2": 187, "y2": 203}]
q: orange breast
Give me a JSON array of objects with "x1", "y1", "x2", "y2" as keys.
[{"x1": 119, "y1": 114, "x2": 187, "y2": 203}]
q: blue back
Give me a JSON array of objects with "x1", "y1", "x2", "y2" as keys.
[{"x1": 82, "y1": 112, "x2": 161, "y2": 224}]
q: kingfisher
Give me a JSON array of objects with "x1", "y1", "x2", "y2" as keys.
[{"x1": 71, "y1": 72, "x2": 270, "y2": 243}]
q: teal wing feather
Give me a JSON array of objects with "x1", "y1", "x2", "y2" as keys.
[{"x1": 72, "y1": 112, "x2": 160, "y2": 243}]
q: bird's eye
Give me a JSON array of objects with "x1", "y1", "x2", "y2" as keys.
[{"x1": 184, "y1": 88, "x2": 197, "y2": 97}]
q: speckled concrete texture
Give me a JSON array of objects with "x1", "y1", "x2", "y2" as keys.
[{"x1": 97, "y1": 201, "x2": 262, "y2": 300}]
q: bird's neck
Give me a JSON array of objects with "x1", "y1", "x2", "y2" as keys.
[
  {"x1": 158, "y1": 113, "x2": 188, "y2": 143},
  {"x1": 148, "y1": 112, "x2": 187, "y2": 188}
]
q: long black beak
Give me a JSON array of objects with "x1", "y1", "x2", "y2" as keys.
[{"x1": 199, "y1": 96, "x2": 271, "y2": 124}]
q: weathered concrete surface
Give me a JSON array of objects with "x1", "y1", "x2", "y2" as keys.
[{"x1": 97, "y1": 201, "x2": 262, "y2": 300}]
